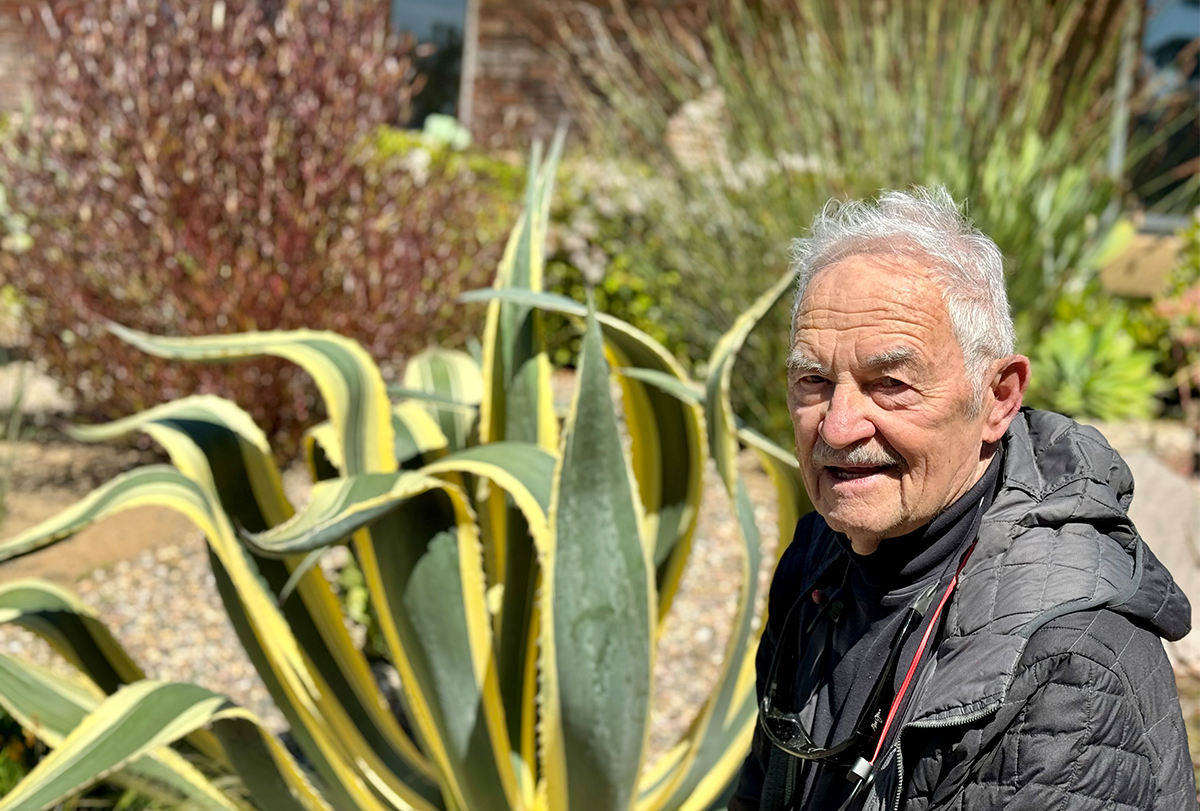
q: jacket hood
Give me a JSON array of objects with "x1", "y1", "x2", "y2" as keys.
[
  {"x1": 908, "y1": 408, "x2": 1191, "y2": 724},
  {"x1": 1001, "y1": 408, "x2": 1191, "y2": 641}
]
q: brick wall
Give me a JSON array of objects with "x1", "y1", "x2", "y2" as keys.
[
  {"x1": 0, "y1": 0, "x2": 572, "y2": 145},
  {"x1": 470, "y1": 0, "x2": 569, "y2": 149},
  {"x1": 0, "y1": 3, "x2": 35, "y2": 112}
]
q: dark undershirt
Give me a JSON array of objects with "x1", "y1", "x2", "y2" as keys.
[{"x1": 792, "y1": 445, "x2": 1005, "y2": 810}]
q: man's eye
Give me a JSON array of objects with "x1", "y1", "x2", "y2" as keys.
[
  {"x1": 798, "y1": 375, "x2": 828, "y2": 386},
  {"x1": 877, "y1": 377, "x2": 907, "y2": 389}
]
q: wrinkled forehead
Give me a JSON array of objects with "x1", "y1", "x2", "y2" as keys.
[{"x1": 790, "y1": 254, "x2": 960, "y2": 360}]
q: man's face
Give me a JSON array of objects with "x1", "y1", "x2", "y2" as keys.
[{"x1": 788, "y1": 254, "x2": 992, "y2": 550}]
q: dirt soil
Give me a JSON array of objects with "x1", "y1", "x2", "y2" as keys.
[{"x1": 1, "y1": 440, "x2": 189, "y2": 583}]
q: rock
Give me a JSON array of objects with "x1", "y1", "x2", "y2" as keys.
[{"x1": 1124, "y1": 451, "x2": 1200, "y2": 671}]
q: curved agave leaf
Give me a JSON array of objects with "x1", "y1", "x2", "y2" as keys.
[
  {"x1": 106, "y1": 324, "x2": 396, "y2": 477},
  {"x1": 0, "y1": 580, "x2": 146, "y2": 694},
  {"x1": 541, "y1": 298, "x2": 655, "y2": 811},
  {"x1": 0, "y1": 579, "x2": 236, "y2": 776},
  {"x1": 0, "y1": 654, "x2": 246, "y2": 811},
  {"x1": 52, "y1": 406, "x2": 442, "y2": 810},
  {"x1": 351, "y1": 489, "x2": 523, "y2": 811},
  {"x1": 462, "y1": 288, "x2": 709, "y2": 627},
  {"x1": 392, "y1": 402, "x2": 451, "y2": 468},
  {"x1": 0, "y1": 466, "x2": 214, "y2": 564},
  {"x1": 397, "y1": 348, "x2": 483, "y2": 453},
  {"x1": 474, "y1": 132, "x2": 565, "y2": 791},
  {"x1": 239, "y1": 471, "x2": 452, "y2": 556},
  {"x1": 67, "y1": 395, "x2": 440, "y2": 801},
  {"x1": 71, "y1": 395, "x2": 293, "y2": 530},
  {"x1": 419, "y1": 441, "x2": 557, "y2": 791},
  {"x1": 645, "y1": 269, "x2": 798, "y2": 810},
  {"x1": 0, "y1": 675, "x2": 332, "y2": 811},
  {"x1": 304, "y1": 421, "x2": 344, "y2": 481}
]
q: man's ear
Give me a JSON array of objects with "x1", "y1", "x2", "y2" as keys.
[{"x1": 981, "y1": 354, "x2": 1030, "y2": 443}]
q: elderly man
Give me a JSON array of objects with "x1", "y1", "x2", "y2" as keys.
[{"x1": 730, "y1": 188, "x2": 1195, "y2": 810}]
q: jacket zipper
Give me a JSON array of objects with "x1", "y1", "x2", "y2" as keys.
[
  {"x1": 783, "y1": 756, "x2": 797, "y2": 809},
  {"x1": 883, "y1": 703, "x2": 1000, "y2": 811}
]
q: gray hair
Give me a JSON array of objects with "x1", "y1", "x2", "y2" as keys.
[{"x1": 789, "y1": 186, "x2": 1014, "y2": 407}]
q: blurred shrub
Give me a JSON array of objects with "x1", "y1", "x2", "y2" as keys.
[
  {"x1": 551, "y1": 0, "x2": 1193, "y2": 442},
  {"x1": 1153, "y1": 218, "x2": 1200, "y2": 414},
  {"x1": 1027, "y1": 311, "x2": 1165, "y2": 421},
  {"x1": 1, "y1": 0, "x2": 519, "y2": 455},
  {"x1": 545, "y1": 158, "x2": 687, "y2": 367}
]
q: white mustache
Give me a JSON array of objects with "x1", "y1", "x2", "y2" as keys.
[{"x1": 811, "y1": 441, "x2": 902, "y2": 468}]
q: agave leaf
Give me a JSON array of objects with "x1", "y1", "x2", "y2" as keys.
[
  {"x1": 419, "y1": 441, "x2": 557, "y2": 782},
  {"x1": 463, "y1": 288, "x2": 709, "y2": 626},
  {"x1": 0, "y1": 674, "x2": 332, "y2": 811},
  {"x1": 350, "y1": 488, "x2": 523, "y2": 811},
  {"x1": 541, "y1": 298, "x2": 655, "y2": 811},
  {"x1": 0, "y1": 580, "x2": 146, "y2": 695},
  {"x1": 399, "y1": 348, "x2": 483, "y2": 453},
  {"x1": 67, "y1": 395, "x2": 440, "y2": 797},
  {"x1": 736, "y1": 426, "x2": 811, "y2": 563},
  {"x1": 65, "y1": 408, "x2": 443, "y2": 810},
  {"x1": 0, "y1": 466, "x2": 215, "y2": 564},
  {"x1": 106, "y1": 325, "x2": 396, "y2": 477},
  {"x1": 71, "y1": 395, "x2": 294, "y2": 530},
  {"x1": 392, "y1": 402, "x2": 452, "y2": 468},
  {"x1": 238, "y1": 471, "x2": 452, "y2": 556},
  {"x1": 645, "y1": 269, "x2": 798, "y2": 809},
  {"x1": 474, "y1": 132, "x2": 565, "y2": 788},
  {"x1": 304, "y1": 421, "x2": 344, "y2": 481},
  {"x1": 0, "y1": 654, "x2": 247, "y2": 811}
]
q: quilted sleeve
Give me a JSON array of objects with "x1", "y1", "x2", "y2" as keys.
[{"x1": 934, "y1": 630, "x2": 1196, "y2": 811}]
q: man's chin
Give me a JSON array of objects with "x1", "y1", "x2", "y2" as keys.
[{"x1": 818, "y1": 501, "x2": 898, "y2": 545}]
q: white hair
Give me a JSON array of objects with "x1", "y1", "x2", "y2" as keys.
[{"x1": 789, "y1": 186, "x2": 1014, "y2": 408}]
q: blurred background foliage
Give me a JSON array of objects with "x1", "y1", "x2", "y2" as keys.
[
  {"x1": 0, "y1": 0, "x2": 521, "y2": 457},
  {"x1": 546, "y1": 0, "x2": 1199, "y2": 440},
  {"x1": 0, "y1": 0, "x2": 1195, "y2": 447}
]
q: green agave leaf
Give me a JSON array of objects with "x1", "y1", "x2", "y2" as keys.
[
  {"x1": 69, "y1": 408, "x2": 442, "y2": 810},
  {"x1": 239, "y1": 471, "x2": 451, "y2": 556},
  {"x1": 71, "y1": 395, "x2": 293, "y2": 531},
  {"x1": 0, "y1": 580, "x2": 146, "y2": 696},
  {"x1": 67, "y1": 396, "x2": 439, "y2": 798},
  {"x1": 399, "y1": 348, "x2": 483, "y2": 453},
  {"x1": 464, "y1": 288, "x2": 709, "y2": 626},
  {"x1": 392, "y1": 402, "x2": 451, "y2": 468},
  {"x1": 0, "y1": 466, "x2": 212, "y2": 564},
  {"x1": 0, "y1": 654, "x2": 246, "y2": 811},
  {"x1": 542, "y1": 297, "x2": 655, "y2": 811},
  {"x1": 473, "y1": 133, "x2": 566, "y2": 793},
  {"x1": 420, "y1": 441, "x2": 557, "y2": 781},
  {"x1": 351, "y1": 489, "x2": 522, "y2": 811},
  {"x1": 106, "y1": 324, "x2": 395, "y2": 477},
  {"x1": 0, "y1": 673, "x2": 331, "y2": 811},
  {"x1": 645, "y1": 269, "x2": 799, "y2": 809}
]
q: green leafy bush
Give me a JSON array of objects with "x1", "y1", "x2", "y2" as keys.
[
  {"x1": 0, "y1": 143, "x2": 809, "y2": 811},
  {"x1": 1, "y1": 0, "x2": 518, "y2": 455},
  {"x1": 1026, "y1": 311, "x2": 1165, "y2": 420},
  {"x1": 551, "y1": 0, "x2": 1191, "y2": 442}
]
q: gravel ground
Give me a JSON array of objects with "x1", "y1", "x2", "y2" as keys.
[{"x1": 0, "y1": 454, "x2": 781, "y2": 771}]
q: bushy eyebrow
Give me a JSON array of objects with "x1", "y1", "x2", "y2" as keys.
[
  {"x1": 861, "y1": 346, "x2": 920, "y2": 372},
  {"x1": 786, "y1": 350, "x2": 830, "y2": 376}
]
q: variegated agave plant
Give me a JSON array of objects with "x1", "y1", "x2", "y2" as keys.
[{"x1": 0, "y1": 139, "x2": 810, "y2": 811}]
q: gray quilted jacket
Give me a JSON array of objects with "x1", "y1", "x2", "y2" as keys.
[{"x1": 732, "y1": 409, "x2": 1197, "y2": 810}]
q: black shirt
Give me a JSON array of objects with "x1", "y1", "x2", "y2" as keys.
[{"x1": 791, "y1": 447, "x2": 1005, "y2": 810}]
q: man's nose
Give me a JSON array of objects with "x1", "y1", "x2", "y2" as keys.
[{"x1": 819, "y1": 384, "x2": 875, "y2": 449}]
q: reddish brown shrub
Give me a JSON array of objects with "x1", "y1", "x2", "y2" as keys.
[{"x1": 2, "y1": 0, "x2": 516, "y2": 455}]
